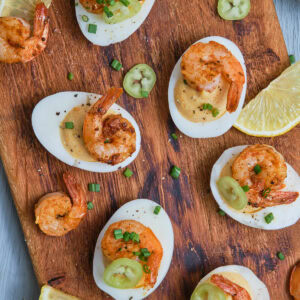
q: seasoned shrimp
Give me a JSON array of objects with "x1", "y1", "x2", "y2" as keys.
[
  {"x1": 35, "y1": 173, "x2": 87, "y2": 236},
  {"x1": 181, "y1": 41, "x2": 245, "y2": 112},
  {"x1": 79, "y1": 0, "x2": 105, "y2": 14},
  {"x1": 232, "y1": 145, "x2": 299, "y2": 208},
  {"x1": 210, "y1": 274, "x2": 251, "y2": 300},
  {"x1": 101, "y1": 220, "x2": 163, "y2": 289},
  {"x1": 0, "y1": 3, "x2": 49, "y2": 63},
  {"x1": 290, "y1": 262, "x2": 300, "y2": 300},
  {"x1": 83, "y1": 87, "x2": 136, "y2": 165}
]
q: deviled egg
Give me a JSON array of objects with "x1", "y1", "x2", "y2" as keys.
[
  {"x1": 210, "y1": 145, "x2": 300, "y2": 229},
  {"x1": 168, "y1": 36, "x2": 247, "y2": 138},
  {"x1": 191, "y1": 265, "x2": 270, "y2": 300},
  {"x1": 75, "y1": 0, "x2": 156, "y2": 46},
  {"x1": 32, "y1": 89, "x2": 141, "y2": 173},
  {"x1": 93, "y1": 199, "x2": 174, "y2": 299}
]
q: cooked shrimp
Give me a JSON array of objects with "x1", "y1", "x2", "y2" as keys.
[
  {"x1": 290, "y1": 262, "x2": 300, "y2": 300},
  {"x1": 232, "y1": 145, "x2": 299, "y2": 208},
  {"x1": 101, "y1": 220, "x2": 163, "y2": 289},
  {"x1": 210, "y1": 274, "x2": 251, "y2": 300},
  {"x1": 83, "y1": 87, "x2": 136, "y2": 165},
  {"x1": 0, "y1": 3, "x2": 49, "y2": 63},
  {"x1": 35, "y1": 173, "x2": 87, "y2": 237},
  {"x1": 181, "y1": 41, "x2": 245, "y2": 112},
  {"x1": 79, "y1": 0, "x2": 104, "y2": 14}
]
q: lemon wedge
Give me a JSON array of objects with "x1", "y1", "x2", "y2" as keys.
[
  {"x1": 0, "y1": 0, "x2": 51, "y2": 22},
  {"x1": 39, "y1": 285, "x2": 80, "y2": 300},
  {"x1": 234, "y1": 61, "x2": 300, "y2": 137}
]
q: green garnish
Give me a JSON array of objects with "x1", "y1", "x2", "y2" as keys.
[
  {"x1": 82, "y1": 15, "x2": 89, "y2": 22},
  {"x1": 203, "y1": 103, "x2": 213, "y2": 111},
  {"x1": 129, "y1": 232, "x2": 140, "y2": 243},
  {"x1": 88, "y1": 23, "x2": 97, "y2": 34},
  {"x1": 265, "y1": 213, "x2": 274, "y2": 224},
  {"x1": 254, "y1": 164, "x2": 262, "y2": 174},
  {"x1": 218, "y1": 209, "x2": 226, "y2": 216},
  {"x1": 123, "y1": 231, "x2": 130, "y2": 242},
  {"x1": 111, "y1": 59, "x2": 122, "y2": 71},
  {"x1": 65, "y1": 122, "x2": 74, "y2": 129},
  {"x1": 114, "y1": 229, "x2": 123, "y2": 240},
  {"x1": 143, "y1": 264, "x2": 151, "y2": 273},
  {"x1": 154, "y1": 206, "x2": 161, "y2": 215},
  {"x1": 67, "y1": 72, "x2": 74, "y2": 81},
  {"x1": 108, "y1": 0, "x2": 116, "y2": 5},
  {"x1": 171, "y1": 133, "x2": 178, "y2": 140},
  {"x1": 104, "y1": 138, "x2": 110, "y2": 143},
  {"x1": 170, "y1": 166, "x2": 181, "y2": 179},
  {"x1": 141, "y1": 248, "x2": 151, "y2": 257},
  {"x1": 87, "y1": 202, "x2": 94, "y2": 210},
  {"x1": 141, "y1": 90, "x2": 149, "y2": 98},
  {"x1": 88, "y1": 183, "x2": 100, "y2": 192},
  {"x1": 123, "y1": 168, "x2": 133, "y2": 178},
  {"x1": 120, "y1": 0, "x2": 130, "y2": 6},
  {"x1": 103, "y1": 6, "x2": 113, "y2": 18},
  {"x1": 262, "y1": 188, "x2": 271, "y2": 198},
  {"x1": 133, "y1": 251, "x2": 141, "y2": 256},
  {"x1": 242, "y1": 185, "x2": 250, "y2": 192},
  {"x1": 139, "y1": 255, "x2": 148, "y2": 262},
  {"x1": 183, "y1": 79, "x2": 188, "y2": 85},
  {"x1": 212, "y1": 108, "x2": 219, "y2": 117},
  {"x1": 289, "y1": 55, "x2": 296, "y2": 65},
  {"x1": 96, "y1": 0, "x2": 104, "y2": 3},
  {"x1": 277, "y1": 252, "x2": 285, "y2": 261}
]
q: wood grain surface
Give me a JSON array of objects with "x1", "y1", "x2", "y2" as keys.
[{"x1": 0, "y1": 0, "x2": 299, "y2": 299}]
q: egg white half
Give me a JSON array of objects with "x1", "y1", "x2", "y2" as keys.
[
  {"x1": 210, "y1": 146, "x2": 300, "y2": 230},
  {"x1": 32, "y1": 91, "x2": 141, "y2": 173},
  {"x1": 197, "y1": 265, "x2": 270, "y2": 300},
  {"x1": 75, "y1": 0, "x2": 155, "y2": 46},
  {"x1": 168, "y1": 36, "x2": 247, "y2": 138},
  {"x1": 93, "y1": 199, "x2": 174, "y2": 300}
]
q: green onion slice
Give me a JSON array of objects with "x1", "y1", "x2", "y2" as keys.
[
  {"x1": 123, "y1": 168, "x2": 133, "y2": 178},
  {"x1": 114, "y1": 229, "x2": 123, "y2": 240},
  {"x1": 277, "y1": 252, "x2": 285, "y2": 260},
  {"x1": 242, "y1": 185, "x2": 250, "y2": 192},
  {"x1": 88, "y1": 23, "x2": 97, "y2": 33},
  {"x1": 88, "y1": 183, "x2": 100, "y2": 192},
  {"x1": 154, "y1": 206, "x2": 161, "y2": 215},
  {"x1": 170, "y1": 166, "x2": 181, "y2": 179},
  {"x1": 111, "y1": 59, "x2": 122, "y2": 71},
  {"x1": 87, "y1": 202, "x2": 94, "y2": 210},
  {"x1": 264, "y1": 213, "x2": 274, "y2": 224},
  {"x1": 254, "y1": 164, "x2": 262, "y2": 174},
  {"x1": 104, "y1": 6, "x2": 113, "y2": 18}
]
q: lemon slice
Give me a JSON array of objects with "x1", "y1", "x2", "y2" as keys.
[
  {"x1": 234, "y1": 61, "x2": 300, "y2": 137},
  {"x1": 0, "y1": 0, "x2": 51, "y2": 22},
  {"x1": 39, "y1": 285, "x2": 80, "y2": 300}
]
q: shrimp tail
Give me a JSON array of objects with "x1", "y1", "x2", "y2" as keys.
[
  {"x1": 265, "y1": 191, "x2": 299, "y2": 207},
  {"x1": 226, "y1": 81, "x2": 242, "y2": 113},
  {"x1": 33, "y1": 3, "x2": 49, "y2": 38},
  {"x1": 89, "y1": 87, "x2": 123, "y2": 115},
  {"x1": 210, "y1": 274, "x2": 251, "y2": 300}
]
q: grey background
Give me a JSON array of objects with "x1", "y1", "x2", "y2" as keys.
[{"x1": 0, "y1": 1, "x2": 299, "y2": 299}]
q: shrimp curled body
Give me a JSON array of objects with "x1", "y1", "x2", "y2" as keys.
[
  {"x1": 0, "y1": 3, "x2": 49, "y2": 63},
  {"x1": 232, "y1": 145, "x2": 299, "y2": 208},
  {"x1": 210, "y1": 274, "x2": 251, "y2": 300},
  {"x1": 101, "y1": 220, "x2": 163, "y2": 289},
  {"x1": 35, "y1": 173, "x2": 87, "y2": 236},
  {"x1": 83, "y1": 87, "x2": 136, "y2": 165},
  {"x1": 181, "y1": 41, "x2": 245, "y2": 113}
]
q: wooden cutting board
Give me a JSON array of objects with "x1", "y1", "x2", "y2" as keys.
[{"x1": 0, "y1": 0, "x2": 299, "y2": 299}]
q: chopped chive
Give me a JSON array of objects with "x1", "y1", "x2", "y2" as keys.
[
  {"x1": 141, "y1": 90, "x2": 149, "y2": 98},
  {"x1": 88, "y1": 183, "x2": 100, "y2": 192},
  {"x1": 67, "y1": 72, "x2": 74, "y2": 81},
  {"x1": 103, "y1": 6, "x2": 113, "y2": 17},
  {"x1": 289, "y1": 55, "x2": 296, "y2": 65},
  {"x1": 143, "y1": 264, "x2": 151, "y2": 273},
  {"x1": 154, "y1": 206, "x2": 161, "y2": 215},
  {"x1": 133, "y1": 251, "x2": 141, "y2": 256},
  {"x1": 111, "y1": 59, "x2": 122, "y2": 71},
  {"x1": 242, "y1": 185, "x2": 250, "y2": 192},
  {"x1": 218, "y1": 209, "x2": 226, "y2": 216},
  {"x1": 212, "y1": 108, "x2": 219, "y2": 117},
  {"x1": 141, "y1": 248, "x2": 151, "y2": 257},
  {"x1": 171, "y1": 133, "x2": 178, "y2": 140},
  {"x1": 104, "y1": 138, "x2": 110, "y2": 143},
  {"x1": 114, "y1": 229, "x2": 123, "y2": 240},
  {"x1": 123, "y1": 231, "x2": 130, "y2": 242},
  {"x1": 170, "y1": 166, "x2": 181, "y2": 179},
  {"x1": 265, "y1": 213, "x2": 274, "y2": 224},
  {"x1": 123, "y1": 168, "x2": 133, "y2": 178},
  {"x1": 82, "y1": 15, "x2": 89, "y2": 22},
  {"x1": 120, "y1": 0, "x2": 130, "y2": 6},
  {"x1": 277, "y1": 252, "x2": 285, "y2": 261},
  {"x1": 202, "y1": 103, "x2": 208, "y2": 110},
  {"x1": 87, "y1": 202, "x2": 94, "y2": 210},
  {"x1": 183, "y1": 79, "x2": 188, "y2": 85},
  {"x1": 139, "y1": 254, "x2": 148, "y2": 262},
  {"x1": 65, "y1": 122, "x2": 74, "y2": 129},
  {"x1": 88, "y1": 23, "x2": 97, "y2": 34},
  {"x1": 129, "y1": 232, "x2": 140, "y2": 243},
  {"x1": 254, "y1": 164, "x2": 262, "y2": 174},
  {"x1": 262, "y1": 188, "x2": 271, "y2": 198},
  {"x1": 207, "y1": 104, "x2": 213, "y2": 111}
]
